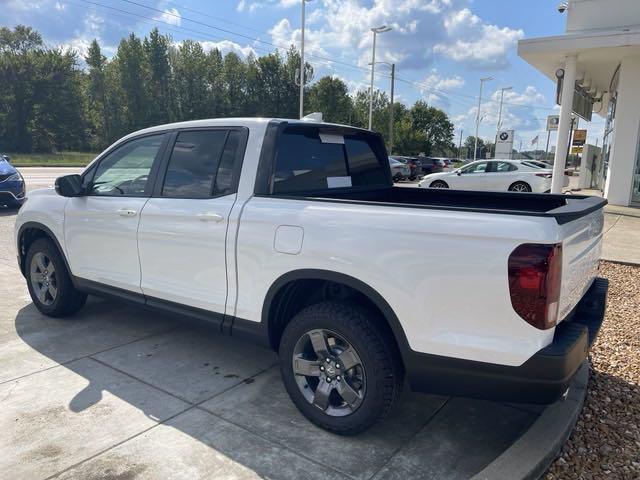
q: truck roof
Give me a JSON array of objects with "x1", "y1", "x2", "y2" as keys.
[{"x1": 125, "y1": 117, "x2": 366, "y2": 140}]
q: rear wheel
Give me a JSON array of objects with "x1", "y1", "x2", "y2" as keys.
[
  {"x1": 25, "y1": 238, "x2": 87, "y2": 317},
  {"x1": 429, "y1": 180, "x2": 449, "y2": 189},
  {"x1": 508, "y1": 181, "x2": 532, "y2": 193},
  {"x1": 279, "y1": 301, "x2": 403, "y2": 435}
]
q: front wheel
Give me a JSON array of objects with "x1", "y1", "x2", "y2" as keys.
[
  {"x1": 25, "y1": 238, "x2": 87, "y2": 317},
  {"x1": 279, "y1": 301, "x2": 403, "y2": 435},
  {"x1": 508, "y1": 181, "x2": 532, "y2": 193},
  {"x1": 429, "y1": 180, "x2": 449, "y2": 189}
]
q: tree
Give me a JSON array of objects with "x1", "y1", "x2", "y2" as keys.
[
  {"x1": 85, "y1": 40, "x2": 110, "y2": 149},
  {"x1": 307, "y1": 76, "x2": 352, "y2": 124},
  {"x1": 409, "y1": 101, "x2": 454, "y2": 156},
  {"x1": 464, "y1": 136, "x2": 486, "y2": 159},
  {"x1": 144, "y1": 28, "x2": 172, "y2": 125},
  {"x1": 206, "y1": 48, "x2": 225, "y2": 117},
  {"x1": 116, "y1": 33, "x2": 149, "y2": 132},
  {"x1": 223, "y1": 52, "x2": 247, "y2": 116},
  {"x1": 173, "y1": 40, "x2": 210, "y2": 120}
]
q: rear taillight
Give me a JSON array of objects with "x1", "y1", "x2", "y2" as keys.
[
  {"x1": 535, "y1": 173, "x2": 552, "y2": 178},
  {"x1": 508, "y1": 243, "x2": 562, "y2": 330}
]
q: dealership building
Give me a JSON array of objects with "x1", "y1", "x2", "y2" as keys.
[{"x1": 518, "y1": 0, "x2": 640, "y2": 207}]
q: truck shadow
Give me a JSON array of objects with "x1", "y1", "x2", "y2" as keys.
[{"x1": 13, "y1": 297, "x2": 498, "y2": 479}]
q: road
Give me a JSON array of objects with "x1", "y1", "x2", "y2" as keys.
[{"x1": 19, "y1": 166, "x2": 83, "y2": 193}]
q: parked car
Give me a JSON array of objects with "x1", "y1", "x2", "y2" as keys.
[
  {"x1": 418, "y1": 157, "x2": 445, "y2": 175},
  {"x1": 15, "y1": 118, "x2": 608, "y2": 435},
  {"x1": 390, "y1": 155, "x2": 421, "y2": 180},
  {"x1": 0, "y1": 154, "x2": 26, "y2": 209},
  {"x1": 389, "y1": 157, "x2": 410, "y2": 182},
  {"x1": 519, "y1": 160, "x2": 572, "y2": 181},
  {"x1": 418, "y1": 159, "x2": 566, "y2": 192}
]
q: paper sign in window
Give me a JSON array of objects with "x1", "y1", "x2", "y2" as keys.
[{"x1": 327, "y1": 176, "x2": 352, "y2": 188}]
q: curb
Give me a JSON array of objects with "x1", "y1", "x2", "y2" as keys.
[{"x1": 471, "y1": 361, "x2": 589, "y2": 480}]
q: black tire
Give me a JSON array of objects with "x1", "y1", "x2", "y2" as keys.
[
  {"x1": 279, "y1": 301, "x2": 403, "y2": 435},
  {"x1": 429, "y1": 180, "x2": 449, "y2": 189},
  {"x1": 25, "y1": 238, "x2": 87, "y2": 317},
  {"x1": 508, "y1": 181, "x2": 532, "y2": 193}
]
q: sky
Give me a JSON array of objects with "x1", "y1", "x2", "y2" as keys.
[{"x1": 3, "y1": 0, "x2": 606, "y2": 150}]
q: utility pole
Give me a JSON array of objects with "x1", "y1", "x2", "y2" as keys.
[
  {"x1": 474, "y1": 76, "x2": 493, "y2": 161},
  {"x1": 388, "y1": 63, "x2": 395, "y2": 154},
  {"x1": 368, "y1": 26, "x2": 391, "y2": 130},
  {"x1": 298, "y1": 0, "x2": 312, "y2": 119},
  {"x1": 458, "y1": 129, "x2": 464, "y2": 160}
]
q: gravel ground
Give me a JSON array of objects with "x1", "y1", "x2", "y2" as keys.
[{"x1": 545, "y1": 261, "x2": 640, "y2": 480}]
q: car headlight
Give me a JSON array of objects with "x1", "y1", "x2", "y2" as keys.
[{"x1": 6, "y1": 172, "x2": 22, "y2": 182}]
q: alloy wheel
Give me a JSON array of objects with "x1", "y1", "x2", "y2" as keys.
[
  {"x1": 292, "y1": 329, "x2": 365, "y2": 417},
  {"x1": 30, "y1": 252, "x2": 58, "y2": 306}
]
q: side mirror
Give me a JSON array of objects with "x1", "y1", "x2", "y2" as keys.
[
  {"x1": 2, "y1": 155, "x2": 10, "y2": 162},
  {"x1": 55, "y1": 174, "x2": 85, "y2": 197},
  {"x1": 456, "y1": 170, "x2": 462, "y2": 176}
]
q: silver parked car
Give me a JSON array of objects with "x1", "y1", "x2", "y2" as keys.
[{"x1": 389, "y1": 157, "x2": 410, "y2": 182}]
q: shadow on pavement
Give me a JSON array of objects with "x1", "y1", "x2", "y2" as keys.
[{"x1": 4, "y1": 298, "x2": 539, "y2": 480}]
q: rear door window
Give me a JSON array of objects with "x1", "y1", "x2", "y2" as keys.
[
  {"x1": 272, "y1": 127, "x2": 388, "y2": 194},
  {"x1": 161, "y1": 129, "x2": 241, "y2": 198}
]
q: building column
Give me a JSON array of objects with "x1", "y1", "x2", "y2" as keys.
[
  {"x1": 604, "y1": 55, "x2": 640, "y2": 206},
  {"x1": 552, "y1": 54, "x2": 578, "y2": 193}
]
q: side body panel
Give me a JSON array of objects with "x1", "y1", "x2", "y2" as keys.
[{"x1": 234, "y1": 195, "x2": 561, "y2": 367}]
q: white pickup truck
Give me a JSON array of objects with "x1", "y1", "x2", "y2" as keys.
[{"x1": 15, "y1": 118, "x2": 608, "y2": 434}]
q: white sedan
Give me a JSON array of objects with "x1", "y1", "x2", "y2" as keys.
[{"x1": 418, "y1": 159, "x2": 567, "y2": 193}]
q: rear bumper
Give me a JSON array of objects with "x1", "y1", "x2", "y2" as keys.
[{"x1": 406, "y1": 277, "x2": 608, "y2": 403}]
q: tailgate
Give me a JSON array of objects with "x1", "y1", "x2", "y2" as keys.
[{"x1": 557, "y1": 207, "x2": 605, "y2": 321}]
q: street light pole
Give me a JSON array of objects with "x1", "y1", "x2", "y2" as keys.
[
  {"x1": 474, "y1": 76, "x2": 493, "y2": 161},
  {"x1": 298, "y1": 0, "x2": 312, "y2": 119},
  {"x1": 389, "y1": 63, "x2": 395, "y2": 154},
  {"x1": 493, "y1": 86, "x2": 512, "y2": 158},
  {"x1": 368, "y1": 25, "x2": 392, "y2": 131},
  {"x1": 458, "y1": 129, "x2": 464, "y2": 160}
]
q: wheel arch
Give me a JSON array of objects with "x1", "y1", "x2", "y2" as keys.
[
  {"x1": 17, "y1": 222, "x2": 71, "y2": 278},
  {"x1": 261, "y1": 269, "x2": 411, "y2": 363}
]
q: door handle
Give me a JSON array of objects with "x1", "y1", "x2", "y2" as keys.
[
  {"x1": 197, "y1": 212, "x2": 224, "y2": 223},
  {"x1": 117, "y1": 208, "x2": 137, "y2": 217}
]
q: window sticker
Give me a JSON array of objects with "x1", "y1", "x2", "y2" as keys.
[
  {"x1": 319, "y1": 133, "x2": 345, "y2": 144},
  {"x1": 327, "y1": 176, "x2": 352, "y2": 188}
]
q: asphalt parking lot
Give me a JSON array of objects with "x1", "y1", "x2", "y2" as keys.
[{"x1": 0, "y1": 169, "x2": 580, "y2": 480}]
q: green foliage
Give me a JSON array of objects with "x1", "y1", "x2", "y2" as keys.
[
  {"x1": 0, "y1": 25, "x2": 456, "y2": 158},
  {"x1": 307, "y1": 76, "x2": 352, "y2": 124}
]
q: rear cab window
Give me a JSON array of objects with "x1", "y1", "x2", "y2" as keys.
[{"x1": 270, "y1": 125, "x2": 390, "y2": 195}]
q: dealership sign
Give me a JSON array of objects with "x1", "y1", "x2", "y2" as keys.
[{"x1": 495, "y1": 130, "x2": 514, "y2": 158}]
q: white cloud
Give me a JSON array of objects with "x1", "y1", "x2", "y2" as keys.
[
  {"x1": 236, "y1": 0, "x2": 246, "y2": 12},
  {"x1": 197, "y1": 40, "x2": 257, "y2": 58},
  {"x1": 454, "y1": 85, "x2": 548, "y2": 139},
  {"x1": 433, "y1": 8, "x2": 523, "y2": 69},
  {"x1": 266, "y1": 1, "x2": 521, "y2": 73},
  {"x1": 155, "y1": 7, "x2": 182, "y2": 26},
  {"x1": 55, "y1": 1, "x2": 65, "y2": 11}
]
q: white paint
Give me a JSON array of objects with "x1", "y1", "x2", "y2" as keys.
[{"x1": 553, "y1": 55, "x2": 578, "y2": 194}]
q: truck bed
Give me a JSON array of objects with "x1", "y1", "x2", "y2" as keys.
[{"x1": 285, "y1": 187, "x2": 607, "y2": 225}]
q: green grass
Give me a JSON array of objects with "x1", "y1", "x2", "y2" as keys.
[{"x1": 7, "y1": 151, "x2": 98, "y2": 167}]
